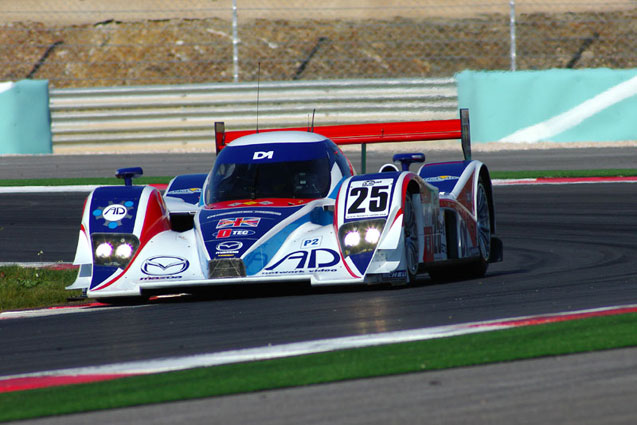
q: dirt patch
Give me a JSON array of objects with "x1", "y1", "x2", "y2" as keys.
[
  {"x1": 4, "y1": 1, "x2": 632, "y2": 24},
  {"x1": 1, "y1": 2, "x2": 634, "y2": 87}
]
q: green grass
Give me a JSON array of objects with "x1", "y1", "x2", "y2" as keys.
[
  {"x1": 0, "y1": 169, "x2": 636, "y2": 187},
  {"x1": 1, "y1": 312, "x2": 636, "y2": 422},
  {"x1": 0, "y1": 266, "x2": 82, "y2": 311}
]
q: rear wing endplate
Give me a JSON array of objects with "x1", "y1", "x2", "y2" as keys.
[{"x1": 215, "y1": 108, "x2": 471, "y2": 161}]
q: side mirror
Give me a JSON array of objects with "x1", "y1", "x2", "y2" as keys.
[
  {"x1": 116, "y1": 167, "x2": 144, "y2": 186},
  {"x1": 393, "y1": 153, "x2": 425, "y2": 171}
]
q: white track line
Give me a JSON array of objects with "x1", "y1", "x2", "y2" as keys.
[{"x1": 0, "y1": 185, "x2": 99, "y2": 193}]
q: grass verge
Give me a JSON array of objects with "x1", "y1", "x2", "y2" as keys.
[
  {"x1": 0, "y1": 266, "x2": 82, "y2": 311},
  {"x1": 1, "y1": 313, "x2": 636, "y2": 422}
]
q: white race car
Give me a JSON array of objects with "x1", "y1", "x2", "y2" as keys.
[{"x1": 68, "y1": 109, "x2": 502, "y2": 301}]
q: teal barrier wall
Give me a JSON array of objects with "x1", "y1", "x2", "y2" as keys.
[
  {"x1": 0, "y1": 80, "x2": 52, "y2": 154},
  {"x1": 457, "y1": 69, "x2": 637, "y2": 143}
]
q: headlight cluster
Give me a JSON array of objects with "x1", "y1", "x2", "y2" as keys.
[
  {"x1": 338, "y1": 219, "x2": 385, "y2": 257},
  {"x1": 91, "y1": 233, "x2": 140, "y2": 268}
]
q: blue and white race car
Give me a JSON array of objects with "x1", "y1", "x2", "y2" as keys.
[{"x1": 68, "y1": 109, "x2": 502, "y2": 301}]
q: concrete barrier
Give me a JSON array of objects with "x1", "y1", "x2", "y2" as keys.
[
  {"x1": 0, "y1": 80, "x2": 52, "y2": 154},
  {"x1": 457, "y1": 69, "x2": 637, "y2": 143}
]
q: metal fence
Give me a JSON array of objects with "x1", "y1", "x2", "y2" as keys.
[
  {"x1": 49, "y1": 78, "x2": 457, "y2": 146},
  {"x1": 2, "y1": 1, "x2": 635, "y2": 88}
]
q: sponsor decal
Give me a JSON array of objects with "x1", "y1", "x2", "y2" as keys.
[
  {"x1": 167, "y1": 188, "x2": 201, "y2": 195},
  {"x1": 206, "y1": 209, "x2": 281, "y2": 218},
  {"x1": 228, "y1": 200, "x2": 275, "y2": 207},
  {"x1": 141, "y1": 256, "x2": 189, "y2": 276},
  {"x1": 139, "y1": 275, "x2": 184, "y2": 281},
  {"x1": 264, "y1": 248, "x2": 339, "y2": 272},
  {"x1": 92, "y1": 201, "x2": 135, "y2": 229},
  {"x1": 216, "y1": 217, "x2": 261, "y2": 229},
  {"x1": 382, "y1": 270, "x2": 406, "y2": 280},
  {"x1": 216, "y1": 241, "x2": 243, "y2": 252},
  {"x1": 362, "y1": 179, "x2": 383, "y2": 187},
  {"x1": 261, "y1": 268, "x2": 337, "y2": 276},
  {"x1": 215, "y1": 229, "x2": 256, "y2": 239},
  {"x1": 424, "y1": 175, "x2": 460, "y2": 183},
  {"x1": 253, "y1": 151, "x2": 274, "y2": 160}
]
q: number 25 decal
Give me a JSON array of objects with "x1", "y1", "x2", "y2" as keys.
[{"x1": 345, "y1": 179, "x2": 392, "y2": 219}]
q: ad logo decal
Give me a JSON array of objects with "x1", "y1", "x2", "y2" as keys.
[
  {"x1": 102, "y1": 204, "x2": 128, "y2": 221},
  {"x1": 265, "y1": 248, "x2": 339, "y2": 271},
  {"x1": 93, "y1": 201, "x2": 135, "y2": 229}
]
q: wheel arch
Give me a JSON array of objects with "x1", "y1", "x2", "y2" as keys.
[{"x1": 477, "y1": 164, "x2": 496, "y2": 234}]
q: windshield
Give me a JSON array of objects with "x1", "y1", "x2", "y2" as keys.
[{"x1": 206, "y1": 157, "x2": 331, "y2": 203}]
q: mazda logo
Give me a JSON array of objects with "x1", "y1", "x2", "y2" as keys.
[
  {"x1": 141, "y1": 256, "x2": 189, "y2": 276},
  {"x1": 216, "y1": 241, "x2": 243, "y2": 251}
]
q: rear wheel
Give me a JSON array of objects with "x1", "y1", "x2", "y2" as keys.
[
  {"x1": 428, "y1": 177, "x2": 491, "y2": 281},
  {"x1": 403, "y1": 194, "x2": 419, "y2": 283},
  {"x1": 465, "y1": 178, "x2": 491, "y2": 277}
]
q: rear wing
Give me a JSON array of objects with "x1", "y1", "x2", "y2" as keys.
[{"x1": 215, "y1": 108, "x2": 472, "y2": 161}]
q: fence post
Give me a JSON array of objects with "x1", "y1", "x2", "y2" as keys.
[
  {"x1": 232, "y1": 0, "x2": 239, "y2": 82},
  {"x1": 509, "y1": 0, "x2": 517, "y2": 71}
]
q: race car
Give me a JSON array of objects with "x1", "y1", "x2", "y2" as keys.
[{"x1": 68, "y1": 109, "x2": 502, "y2": 301}]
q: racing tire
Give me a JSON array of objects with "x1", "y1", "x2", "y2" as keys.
[
  {"x1": 403, "y1": 193, "x2": 419, "y2": 283},
  {"x1": 464, "y1": 178, "x2": 491, "y2": 277}
]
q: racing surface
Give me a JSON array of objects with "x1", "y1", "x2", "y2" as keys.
[
  {"x1": 2, "y1": 150, "x2": 637, "y2": 423},
  {"x1": 3, "y1": 183, "x2": 637, "y2": 376}
]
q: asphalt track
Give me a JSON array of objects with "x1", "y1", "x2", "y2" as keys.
[
  {"x1": 2, "y1": 149, "x2": 637, "y2": 423},
  {"x1": 2, "y1": 145, "x2": 637, "y2": 180}
]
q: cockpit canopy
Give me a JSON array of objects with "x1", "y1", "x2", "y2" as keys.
[{"x1": 204, "y1": 131, "x2": 352, "y2": 204}]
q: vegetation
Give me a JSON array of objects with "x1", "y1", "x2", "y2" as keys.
[{"x1": 0, "y1": 266, "x2": 82, "y2": 311}]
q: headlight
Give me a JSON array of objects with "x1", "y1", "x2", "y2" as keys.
[
  {"x1": 91, "y1": 233, "x2": 140, "y2": 268},
  {"x1": 338, "y1": 219, "x2": 385, "y2": 257}
]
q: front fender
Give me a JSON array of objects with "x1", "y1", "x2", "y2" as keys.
[
  {"x1": 69, "y1": 185, "x2": 171, "y2": 292},
  {"x1": 334, "y1": 172, "x2": 422, "y2": 277}
]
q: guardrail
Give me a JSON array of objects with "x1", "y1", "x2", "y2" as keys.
[{"x1": 49, "y1": 78, "x2": 458, "y2": 146}]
